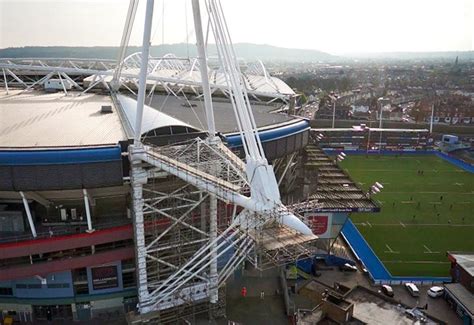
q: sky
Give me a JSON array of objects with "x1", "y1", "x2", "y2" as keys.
[{"x1": 0, "y1": 0, "x2": 473, "y2": 54}]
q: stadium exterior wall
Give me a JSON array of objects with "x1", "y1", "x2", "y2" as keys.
[
  {"x1": 0, "y1": 146, "x2": 124, "y2": 191},
  {"x1": 226, "y1": 120, "x2": 310, "y2": 160}
]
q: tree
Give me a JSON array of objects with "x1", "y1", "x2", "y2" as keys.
[{"x1": 299, "y1": 93, "x2": 308, "y2": 105}]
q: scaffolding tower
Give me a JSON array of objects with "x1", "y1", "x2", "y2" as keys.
[{"x1": 128, "y1": 137, "x2": 318, "y2": 323}]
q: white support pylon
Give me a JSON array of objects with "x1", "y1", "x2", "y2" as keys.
[
  {"x1": 192, "y1": 0, "x2": 216, "y2": 138},
  {"x1": 134, "y1": 0, "x2": 155, "y2": 144}
]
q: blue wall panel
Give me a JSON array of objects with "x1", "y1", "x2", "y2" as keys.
[
  {"x1": 0, "y1": 146, "x2": 122, "y2": 166},
  {"x1": 225, "y1": 120, "x2": 310, "y2": 147},
  {"x1": 0, "y1": 271, "x2": 74, "y2": 299}
]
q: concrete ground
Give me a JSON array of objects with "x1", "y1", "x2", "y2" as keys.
[
  {"x1": 223, "y1": 254, "x2": 462, "y2": 325},
  {"x1": 224, "y1": 266, "x2": 289, "y2": 325},
  {"x1": 314, "y1": 261, "x2": 462, "y2": 325}
]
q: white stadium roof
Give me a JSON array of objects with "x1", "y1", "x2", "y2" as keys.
[
  {"x1": 116, "y1": 94, "x2": 198, "y2": 136},
  {"x1": 0, "y1": 90, "x2": 126, "y2": 148},
  {"x1": 83, "y1": 53, "x2": 295, "y2": 99}
]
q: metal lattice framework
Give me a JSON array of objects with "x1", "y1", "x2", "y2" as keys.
[{"x1": 0, "y1": 54, "x2": 293, "y2": 102}]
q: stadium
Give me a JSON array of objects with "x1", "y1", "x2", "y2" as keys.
[
  {"x1": 1, "y1": 1, "x2": 473, "y2": 324},
  {"x1": 0, "y1": 68, "x2": 315, "y2": 321},
  {"x1": 0, "y1": 24, "x2": 380, "y2": 325},
  {"x1": 313, "y1": 127, "x2": 474, "y2": 282},
  {"x1": 0, "y1": 58, "x2": 384, "y2": 322}
]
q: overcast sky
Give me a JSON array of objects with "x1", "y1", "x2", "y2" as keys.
[{"x1": 0, "y1": 0, "x2": 473, "y2": 54}]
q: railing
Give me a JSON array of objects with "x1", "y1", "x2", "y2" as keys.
[{"x1": 0, "y1": 218, "x2": 131, "y2": 244}]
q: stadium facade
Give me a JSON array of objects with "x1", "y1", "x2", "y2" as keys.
[{"x1": 0, "y1": 80, "x2": 313, "y2": 321}]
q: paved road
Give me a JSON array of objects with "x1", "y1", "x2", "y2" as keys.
[{"x1": 315, "y1": 262, "x2": 462, "y2": 324}]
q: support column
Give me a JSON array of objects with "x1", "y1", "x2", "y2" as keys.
[
  {"x1": 192, "y1": 0, "x2": 216, "y2": 137},
  {"x1": 83, "y1": 189, "x2": 93, "y2": 232},
  {"x1": 2, "y1": 69, "x2": 9, "y2": 94},
  {"x1": 209, "y1": 194, "x2": 218, "y2": 304},
  {"x1": 19, "y1": 191, "x2": 37, "y2": 238},
  {"x1": 130, "y1": 145, "x2": 150, "y2": 312},
  {"x1": 133, "y1": 0, "x2": 155, "y2": 144}
]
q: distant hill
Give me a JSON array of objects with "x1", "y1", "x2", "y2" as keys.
[
  {"x1": 345, "y1": 51, "x2": 474, "y2": 61},
  {"x1": 0, "y1": 43, "x2": 335, "y2": 62}
]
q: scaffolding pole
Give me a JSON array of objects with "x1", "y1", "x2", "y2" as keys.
[{"x1": 209, "y1": 194, "x2": 218, "y2": 304}]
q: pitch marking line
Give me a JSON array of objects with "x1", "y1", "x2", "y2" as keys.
[
  {"x1": 384, "y1": 244, "x2": 399, "y2": 254},
  {"x1": 382, "y1": 260, "x2": 450, "y2": 265},
  {"x1": 454, "y1": 183, "x2": 464, "y2": 186},
  {"x1": 354, "y1": 223, "x2": 474, "y2": 227},
  {"x1": 401, "y1": 201, "x2": 416, "y2": 204},
  {"x1": 416, "y1": 159, "x2": 421, "y2": 164},
  {"x1": 366, "y1": 221, "x2": 372, "y2": 228},
  {"x1": 423, "y1": 245, "x2": 440, "y2": 254}
]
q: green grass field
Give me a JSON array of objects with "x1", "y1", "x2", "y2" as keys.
[{"x1": 340, "y1": 155, "x2": 474, "y2": 277}]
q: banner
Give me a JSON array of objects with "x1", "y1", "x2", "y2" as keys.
[
  {"x1": 305, "y1": 214, "x2": 332, "y2": 238},
  {"x1": 91, "y1": 265, "x2": 118, "y2": 290}
]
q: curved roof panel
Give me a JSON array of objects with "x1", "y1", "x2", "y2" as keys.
[{"x1": 116, "y1": 94, "x2": 199, "y2": 136}]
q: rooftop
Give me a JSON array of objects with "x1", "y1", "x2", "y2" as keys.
[
  {"x1": 83, "y1": 63, "x2": 295, "y2": 99},
  {"x1": 0, "y1": 90, "x2": 127, "y2": 149},
  {"x1": 449, "y1": 252, "x2": 474, "y2": 277},
  {"x1": 445, "y1": 283, "x2": 474, "y2": 316},
  {"x1": 346, "y1": 287, "x2": 436, "y2": 324},
  {"x1": 148, "y1": 94, "x2": 295, "y2": 134}
]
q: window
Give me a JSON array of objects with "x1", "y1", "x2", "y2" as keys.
[
  {"x1": 0, "y1": 287, "x2": 13, "y2": 295},
  {"x1": 122, "y1": 271, "x2": 136, "y2": 289},
  {"x1": 47, "y1": 283, "x2": 70, "y2": 289},
  {"x1": 16, "y1": 283, "x2": 42, "y2": 289},
  {"x1": 73, "y1": 283, "x2": 89, "y2": 295},
  {"x1": 28, "y1": 284, "x2": 42, "y2": 289}
]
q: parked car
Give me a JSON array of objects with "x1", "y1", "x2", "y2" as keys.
[
  {"x1": 427, "y1": 286, "x2": 445, "y2": 298},
  {"x1": 405, "y1": 283, "x2": 420, "y2": 297},
  {"x1": 381, "y1": 284, "x2": 394, "y2": 297},
  {"x1": 339, "y1": 263, "x2": 357, "y2": 272},
  {"x1": 361, "y1": 265, "x2": 369, "y2": 274}
]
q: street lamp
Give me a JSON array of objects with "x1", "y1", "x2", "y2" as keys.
[
  {"x1": 369, "y1": 181, "x2": 384, "y2": 196},
  {"x1": 335, "y1": 151, "x2": 346, "y2": 163},
  {"x1": 328, "y1": 93, "x2": 338, "y2": 129},
  {"x1": 377, "y1": 97, "x2": 387, "y2": 152}
]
